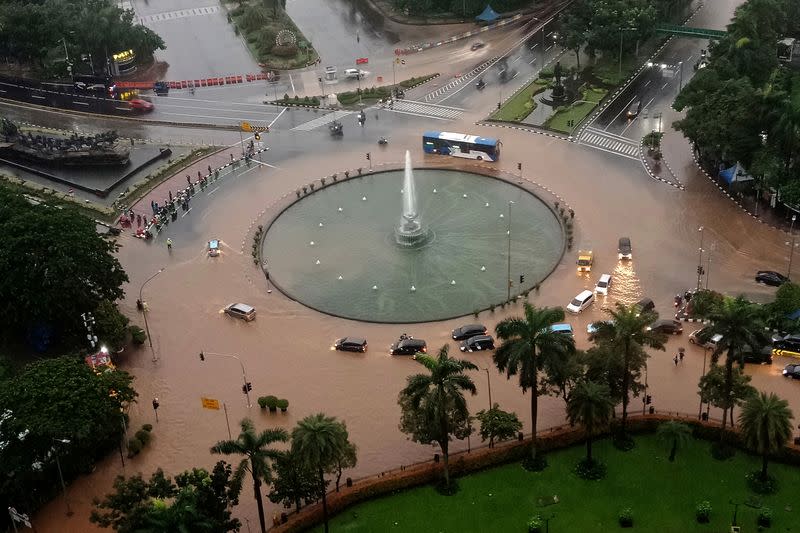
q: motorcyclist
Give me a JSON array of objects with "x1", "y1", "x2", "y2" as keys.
[
  {"x1": 476, "y1": 78, "x2": 485, "y2": 89},
  {"x1": 378, "y1": 137, "x2": 388, "y2": 145},
  {"x1": 167, "y1": 237, "x2": 173, "y2": 251}
]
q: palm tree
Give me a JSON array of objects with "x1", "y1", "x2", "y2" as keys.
[
  {"x1": 292, "y1": 413, "x2": 351, "y2": 533},
  {"x1": 707, "y1": 296, "x2": 768, "y2": 432},
  {"x1": 594, "y1": 303, "x2": 665, "y2": 436},
  {"x1": 566, "y1": 380, "x2": 614, "y2": 464},
  {"x1": 738, "y1": 391, "x2": 794, "y2": 481},
  {"x1": 398, "y1": 345, "x2": 477, "y2": 490},
  {"x1": 656, "y1": 420, "x2": 693, "y2": 462},
  {"x1": 495, "y1": 303, "x2": 575, "y2": 466},
  {"x1": 211, "y1": 419, "x2": 288, "y2": 533}
]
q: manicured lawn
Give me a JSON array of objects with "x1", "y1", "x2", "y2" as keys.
[
  {"x1": 545, "y1": 88, "x2": 607, "y2": 134},
  {"x1": 317, "y1": 435, "x2": 800, "y2": 532},
  {"x1": 491, "y1": 79, "x2": 549, "y2": 122}
]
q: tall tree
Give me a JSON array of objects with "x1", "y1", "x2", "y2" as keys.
[
  {"x1": 698, "y1": 363, "x2": 756, "y2": 425},
  {"x1": 707, "y1": 296, "x2": 768, "y2": 435},
  {"x1": 494, "y1": 303, "x2": 574, "y2": 468},
  {"x1": 656, "y1": 420, "x2": 693, "y2": 462},
  {"x1": 268, "y1": 450, "x2": 320, "y2": 513},
  {"x1": 738, "y1": 391, "x2": 794, "y2": 481},
  {"x1": 330, "y1": 440, "x2": 357, "y2": 492},
  {"x1": 398, "y1": 345, "x2": 477, "y2": 490},
  {"x1": 475, "y1": 404, "x2": 523, "y2": 448},
  {"x1": 592, "y1": 303, "x2": 666, "y2": 438},
  {"x1": 0, "y1": 186, "x2": 128, "y2": 349},
  {"x1": 291, "y1": 413, "x2": 353, "y2": 533},
  {"x1": 566, "y1": 380, "x2": 614, "y2": 464},
  {"x1": 210, "y1": 419, "x2": 288, "y2": 533}
]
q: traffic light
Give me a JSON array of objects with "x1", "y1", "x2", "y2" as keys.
[
  {"x1": 519, "y1": 274, "x2": 525, "y2": 284},
  {"x1": 517, "y1": 162, "x2": 522, "y2": 171},
  {"x1": 254, "y1": 133, "x2": 261, "y2": 141},
  {"x1": 366, "y1": 152, "x2": 371, "y2": 160},
  {"x1": 646, "y1": 395, "x2": 652, "y2": 405},
  {"x1": 199, "y1": 351, "x2": 205, "y2": 361},
  {"x1": 697, "y1": 266, "x2": 705, "y2": 276},
  {"x1": 242, "y1": 382, "x2": 253, "y2": 393}
]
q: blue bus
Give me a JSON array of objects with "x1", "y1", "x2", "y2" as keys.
[{"x1": 422, "y1": 131, "x2": 500, "y2": 161}]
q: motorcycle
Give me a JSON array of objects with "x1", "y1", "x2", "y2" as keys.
[
  {"x1": 476, "y1": 79, "x2": 485, "y2": 90},
  {"x1": 378, "y1": 137, "x2": 389, "y2": 145}
]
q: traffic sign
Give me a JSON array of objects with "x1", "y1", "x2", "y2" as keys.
[
  {"x1": 356, "y1": 57, "x2": 368, "y2": 65},
  {"x1": 201, "y1": 397, "x2": 221, "y2": 410},
  {"x1": 772, "y1": 348, "x2": 800, "y2": 359}
]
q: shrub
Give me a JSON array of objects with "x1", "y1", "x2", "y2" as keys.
[
  {"x1": 127, "y1": 437, "x2": 143, "y2": 458},
  {"x1": 276, "y1": 398, "x2": 289, "y2": 411},
  {"x1": 265, "y1": 395, "x2": 279, "y2": 411},
  {"x1": 746, "y1": 471, "x2": 778, "y2": 494},
  {"x1": 129, "y1": 325, "x2": 147, "y2": 345},
  {"x1": 757, "y1": 507, "x2": 772, "y2": 527},
  {"x1": 135, "y1": 429, "x2": 151, "y2": 445},
  {"x1": 272, "y1": 44, "x2": 298, "y2": 57},
  {"x1": 527, "y1": 514, "x2": 544, "y2": 533},
  {"x1": 695, "y1": 500, "x2": 711, "y2": 523},
  {"x1": 539, "y1": 68, "x2": 554, "y2": 79},
  {"x1": 142, "y1": 424, "x2": 153, "y2": 432},
  {"x1": 575, "y1": 458, "x2": 606, "y2": 480},
  {"x1": 258, "y1": 396, "x2": 268, "y2": 409},
  {"x1": 618, "y1": 507, "x2": 633, "y2": 528}
]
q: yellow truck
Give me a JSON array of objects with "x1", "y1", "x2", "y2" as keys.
[{"x1": 577, "y1": 250, "x2": 593, "y2": 272}]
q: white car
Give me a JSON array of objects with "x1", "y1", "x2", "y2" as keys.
[
  {"x1": 595, "y1": 273, "x2": 612, "y2": 295},
  {"x1": 566, "y1": 289, "x2": 595, "y2": 314}
]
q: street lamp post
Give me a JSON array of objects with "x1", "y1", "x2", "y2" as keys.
[
  {"x1": 678, "y1": 61, "x2": 684, "y2": 92},
  {"x1": 483, "y1": 368, "x2": 493, "y2": 411},
  {"x1": 698, "y1": 347, "x2": 710, "y2": 419},
  {"x1": 199, "y1": 351, "x2": 252, "y2": 408},
  {"x1": 642, "y1": 362, "x2": 649, "y2": 415},
  {"x1": 52, "y1": 438, "x2": 73, "y2": 516},
  {"x1": 139, "y1": 268, "x2": 165, "y2": 362},
  {"x1": 696, "y1": 226, "x2": 705, "y2": 291},
  {"x1": 705, "y1": 243, "x2": 714, "y2": 289},
  {"x1": 788, "y1": 215, "x2": 797, "y2": 279},
  {"x1": 506, "y1": 201, "x2": 514, "y2": 301}
]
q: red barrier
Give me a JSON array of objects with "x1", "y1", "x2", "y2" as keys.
[
  {"x1": 236, "y1": 75, "x2": 243, "y2": 83},
  {"x1": 195, "y1": 79, "x2": 201, "y2": 87},
  {"x1": 246, "y1": 74, "x2": 253, "y2": 82},
  {"x1": 180, "y1": 80, "x2": 187, "y2": 89}
]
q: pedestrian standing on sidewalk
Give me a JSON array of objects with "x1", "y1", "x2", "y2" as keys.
[
  {"x1": 169, "y1": 190, "x2": 173, "y2": 202},
  {"x1": 186, "y1": 174, "x2": 191, "y2": 185}
]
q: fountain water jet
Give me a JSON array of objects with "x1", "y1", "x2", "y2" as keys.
[{"x1": 395, "y1": 150, "x2": 430, "y2": 247}]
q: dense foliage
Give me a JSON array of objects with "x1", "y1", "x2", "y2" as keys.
[
  {"x1": 0, "y1": 0, "x2": 165, "y2": 74},
  {"x1": 673, "y1": 0, "x2": 800, "y2": 194},
  {"x1": 90, "y1": 462, "x2": 243, "y2": 532},
  {"x1": 0, "y1": 356, "x2": 136, "y2": 520},
  {"x1": 391, "y1": 0, "x2": 529, "y2": 17},
  {"x1": 0, "y1": 186, "x2": 128, "y2": 350}
]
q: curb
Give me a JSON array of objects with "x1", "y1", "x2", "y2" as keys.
[{"x1": 638, "y1": 138, "x2": 684, "y2": 190}]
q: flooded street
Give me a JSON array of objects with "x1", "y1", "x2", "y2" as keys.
[{"x1": 30, "y1": 111, "x2": 800, "y2": 530}]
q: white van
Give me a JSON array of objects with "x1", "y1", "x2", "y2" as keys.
[
  {"x1": 344, "y1": 68, "x2": 365, "y2": 80},
  {"x1": 594, "y1": 274, "x2": 612, "y2": 295},
  {"x1": 567, "y1": 290, "x2": 595, "y2": 314}
]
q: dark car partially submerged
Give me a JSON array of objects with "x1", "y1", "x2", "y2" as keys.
[
  {"x1": 390, "y1": 337, "x2": 427, "y2": 356},
  {"x1": 334, "y1": 337, "x2": 368, "y2": 353},
  {"x1": 647, "y1": 319, "x2": 683, "y2": 335},
  {"x1": 755, "y1": 270, "x2": 789, "y2": 287},
  {"x1": 452, "y1": 323, "x2": 487, "y2": 341}
]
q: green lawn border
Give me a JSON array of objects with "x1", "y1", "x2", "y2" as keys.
[
  {"x1": 490, "y1": 78, "x2": 549, "y2": 122},
  {"x1": 544, "y1": 87, "x2": 608, "y2": 135},
  {"x1": 271, "y1": 413, "x2": 800, "y2": 532}
]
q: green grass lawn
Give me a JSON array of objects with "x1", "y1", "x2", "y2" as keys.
[
  {"x1": 318, "y1": 435, "x2": 800, "y2": 532},
  {"x1": 545, "y1": 87, "x2": 607, "y2": 134},
  {"x1": 491, "y1": 79, "x2": 549, "y2": 122}
]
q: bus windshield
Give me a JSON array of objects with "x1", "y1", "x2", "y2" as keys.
[{"x1": 422, "y1": 131, "x2": 500, "y2": 161}]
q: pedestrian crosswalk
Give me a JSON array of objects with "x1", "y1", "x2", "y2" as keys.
[
  {"x1": 578, "y1": 127, "x2": 640, "y2": 160},
  {"x1": 139, "y1": 5, "x2": 221, "y2": 24},
  {"x1": 423, "y1": 57, "x2": 498, "y2": 103},
  {"x1": 385, "y1": 100, "x2": 463, "y2": 120},
  {"x1": 291, "y1": 111, "x2": 354, "y2": 131}
]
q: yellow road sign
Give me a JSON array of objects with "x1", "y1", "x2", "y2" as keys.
[
  {"x1": 201, "y1": 397, "x2": 221, "y2": 410},
  {"x1": 772, "y1": 348, "x2": 800, "y2": 359},
  {"x1": 240, "y1": 121, "x2": 252, "y2": 132}
]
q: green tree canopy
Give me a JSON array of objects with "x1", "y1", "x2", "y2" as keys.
[
  {"x1": 268, "y1": 449, "x2": 320, "y2": 513},
  {"x1": 738, "y1": 391, "x2": 794, "y2": 481},
  {"x1": 475, "y1": 403, "x2": 523, "y2": 447},
  {"x1": 656, "y1": 420, "x2": 693, "y2": 462},
  {"x1": 566, "y1": 380, "x2": 614, "y2": 464},
  {"x1": 0, "y1": 186, "x2": 128, "y2": 349},
  {"x1": 90, "y1": 461, "x2": 243, "y2": 532}
]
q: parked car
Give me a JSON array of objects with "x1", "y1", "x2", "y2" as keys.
[
  {"x1": 129, "y1": 98, "x2": 154, "y2": 112},
  {"x1": 634, "y1": 297, "x2": 655, "y2": 316},
  {"x1": 587, "y1": 321, "x2": 611, "y2": 341},
  {"x1": 460, "y1": 335, "x2": 495, "y2": 352},
  {"x1": 755, "y1": 270, "x2": 789, "y2": 287},
  {"x1": 783, "y1": 363, "x2": 800, "y2": 379},
  {"x1": 689, "y1": 327, "x2": 771, "y2": 363},
  {"x1": 344, "y1": 68, "x2": 366, "y2": 80},
  {"x1": 390, "y1": 337, "x2": 427, "y2": 356},
  {"x1": 566, "y1": 289, "x2": 595, "y2": 314},
  {"x1": 550, "y1": 323, "x2": 574, "y2": 337},
  {"x1": 739, "y1": 344, "x2": 773, "y2": 364},
  {"x1": 471, "y1": 41, "x2": 486, "y2": 51},
  {"x1": 647, "y1": 319, "x2": 683, "y2": 335},
  {"x1": 224, "y1": 303, "x2": 256, "y2": 321},
  {"x1": 334, "y1": 337, "x2": 368, "y2": 353},
  {"x1": 452, "y1": 323, "x2": 487, "y2": 341},
  {"x1": 688, "y1": 327, "x2": 720, "y2": 349},
  {"x1": 594, "y1": 273, "x2": 612, "y2": 295},
  {"x1": 208, "y1": 239, "x2": 220, "y2": 257},
  {"x1": 618, "y1": 237, "x2": 632, "y2": 260},
  {"x1": 773, "y1": 334, "x2": 800, "y2": 352}
]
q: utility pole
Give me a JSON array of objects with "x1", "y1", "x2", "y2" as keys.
[
  {"x1": 506, "y1": 201, "x2": 514, "y2": 301},
  {"x1": 788, "y1": 215, "x2": 797, "y2": 279},
  {"x1": 696, "y1": 226, "x2": 704, "y2": 291}
]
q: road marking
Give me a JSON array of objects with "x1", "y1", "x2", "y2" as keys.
[
  {"x1": 207, "y1": 186, "x2": 220, "y2": 195},
  {"x1": 511, "y1": 71, "x2": 518, "y2": 80},
  {"x1": 182, "y1": 207, "x2": 193, "y2": 217},
  {"x1": 531, "y1": 43, "x2": 538, "y2": 50},
  {"x1": 661, "y1": 82, "x2": 668, "y2": 90},
  {"x1": 545, "y1": 45, "x2": 553, "y2": 52},
  {"x1": 160, "y1": 111, "x2": 270, "y2": 122},
  {"x1": 289, "y1": 74, "x2": 295, "y2": 96},
  {"x1": 643, "y1": 80, "x2": 651, "y2": 87},
  {"x1": 155, "y1": 101, "x2": 279, "y2": 116},
  {"x1": 511, "y1": 57, "x2": 521, "y2": 64},
  {"x1": 528, "y1": 57, "x2": 537, "y2": 65},
  {"x1": 644, "y1": 96, "x2": 655, "y2": 109},
  {"x1": 605, "y1": 95, "x2": 637, "y2": 131},
  {"x1": 686, "y1": 54, "x2": 693, "y2": 62},
  {"x1": 291, "y1": 111, "x2": 354, "y2": 131},
  {"x1": 151, "y1": 94, "x2": 282, "y2": 110},
  {"x1": 268, "y1": 107, "x2": 286, "y2": 128}
]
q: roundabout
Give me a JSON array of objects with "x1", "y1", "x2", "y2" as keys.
[{"x1": 261, "y1": 153, "x2": 564, "y2": 322}]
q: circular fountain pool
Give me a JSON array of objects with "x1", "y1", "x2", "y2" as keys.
[{"x1": 261, "y1": 166, "x2": 565, "y2": 323}]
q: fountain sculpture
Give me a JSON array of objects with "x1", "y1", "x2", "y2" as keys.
[{"x1": 395, "y1": 150, "x2": 430, "y2": 246}]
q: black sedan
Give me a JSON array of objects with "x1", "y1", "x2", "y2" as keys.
[
  {"x1": 334, "y1": 337, "x2": 367, "y2": 353},
  {"x1": 783, "y1": 363, "x2": 800, "y2": 379},
  {"x1": 755, "y1": 270, "x2": 789, "y2": 287},
  {"x1": 646, "y1": 319, "x2": 683, "y2": 335},
  {"x1": 452, "y1": 323, "x2": 487, "y2": 341}
]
